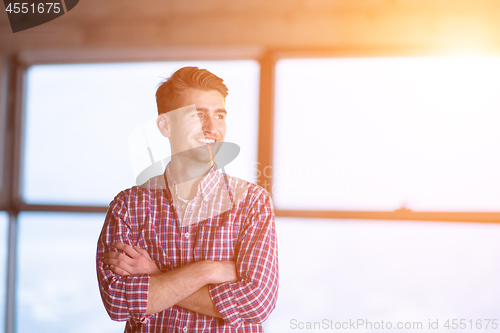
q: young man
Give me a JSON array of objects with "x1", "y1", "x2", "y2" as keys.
[{"x1": 96, "y1": 67, "x2": 279, "y2": 332}]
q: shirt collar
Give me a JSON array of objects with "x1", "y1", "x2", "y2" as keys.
[{"x1": 165, "y1": 163, "x2": 222, "y2": 202}]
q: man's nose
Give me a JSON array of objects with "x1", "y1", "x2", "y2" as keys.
[{"x1": 202, "y1": 117, "x2": 217, "y2": 134}]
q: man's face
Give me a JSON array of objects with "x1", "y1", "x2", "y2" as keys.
[{"x1": 159, "y1": 88, "x2": 227, "y2": 163}]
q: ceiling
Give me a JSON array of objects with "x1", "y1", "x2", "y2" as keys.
[{"x1": 1, "y1": 0, "x2": 500, "y2": 56}]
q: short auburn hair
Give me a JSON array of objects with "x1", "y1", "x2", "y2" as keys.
[{"x1": 155, "y1": 66, "x2": 228, "y2": 115}]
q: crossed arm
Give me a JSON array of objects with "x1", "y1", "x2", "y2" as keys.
[
  {"x1": 102, "y1": 242, "x2": 237, "y2": 317},
  {"x1": 98, "y1": 191, "x2": 279, "y2": 326}
]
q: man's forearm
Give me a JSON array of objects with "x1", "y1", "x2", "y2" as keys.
[
  {"x1": 146, "y1": 260, "x2": 235, "y2": 316},
  {"x1": 177, "y1": 286, "x2": 221, "y2": 318}
]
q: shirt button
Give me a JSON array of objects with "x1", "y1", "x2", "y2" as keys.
[
  {"x1": 183, "y1": 327, "x2": 188, "y2": 332},
  {"x1": 184, "y1": 232, "x2": 189, "y2": 238},
  {"x1": 182, "y1": 204, "x2": 186, "y2": 209}
]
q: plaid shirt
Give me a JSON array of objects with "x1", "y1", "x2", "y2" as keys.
[{"x1": 96, "y1": 165, "x2": 279, "y2": 332}]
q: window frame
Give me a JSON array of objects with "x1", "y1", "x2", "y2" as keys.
[
  {"x1": 3, "y1": 46, "x2": 500, "y2": 333},
  {"x1": 258, "y1": 48, "x2": 500, "y2": 223},
  {"x1": 1, "y1": 47, "x2": 264, "y2": 333}
]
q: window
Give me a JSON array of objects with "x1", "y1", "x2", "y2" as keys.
[
  {"x1": 273, "y1": 57, "x2": 500, "y2": 212},
  {"x1": 4, "y1": 51, "x2": 500, "y2": 333},
  {"x1": 265, "y1": 217, "x2": 500, "y2": 332},
  {"x1": 23, "y1": 61, "x2": 260, "y2": 205},
  {"x1": 3, "y1": 59, "x2": 260, "y2": 332},
  {"x1": 263, "y1": 55, "x2": 500, "y2": 331},
  {"x1": 17, "y1": 213, "x2": 123, "y2": 333}
]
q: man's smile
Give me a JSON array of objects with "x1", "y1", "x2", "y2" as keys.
[{"x1": 197, "y1": 138, "x2": 216, "y2": 144}]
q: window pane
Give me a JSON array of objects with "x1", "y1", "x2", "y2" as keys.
[
  {"x1": 264, "y1": 218, "x2": 500, "y2": 332},
  {"x1": 23, "y1": 61, "x2": 259, "y2": 205},
  {"x1": 274, "y1": 57, "x2": 500, "y2": 211},
  {"x1": 17, "y1": 213, "x2": 123, "y2": 333},
  {"x1": 0, "y1": 212, "x2": 7, "y2": 333}
]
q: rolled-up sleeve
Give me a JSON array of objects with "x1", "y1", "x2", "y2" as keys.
[
  {"x1": 208, "y1": 191, "x2": 279, "y2": 328},
  {"x1": 96, "y1": 194, "x2": 151, "y2": 323}
]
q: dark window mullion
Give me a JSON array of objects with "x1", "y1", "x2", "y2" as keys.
[{"x1": 4, "y1": 56, "x2": 26, "y2": 333}]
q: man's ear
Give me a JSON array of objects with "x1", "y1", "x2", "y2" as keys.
[{"x1": 156, "y1": 113, "x2": 170, "y2": 138}]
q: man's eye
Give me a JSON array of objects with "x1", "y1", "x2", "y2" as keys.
[
  {"x1": 215, "y1": 114, "x2": 225, "y2": 120},
  {"x1": 194, "y1": 113, "x2": 205, "y2": 118}
]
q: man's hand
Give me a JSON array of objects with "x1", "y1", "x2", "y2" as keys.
[
  {"x1": 103, "y1": 242, "x2": 162, "y2": 276},
  {"x1": 103, "y1": 242, "x2": 238, "y2": 283},
  {"x1": 103, "y1": 242, "x2": 238, "y2": 316}
]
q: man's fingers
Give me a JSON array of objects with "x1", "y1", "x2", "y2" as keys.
[
  {"x1": 104, "y1": 243, "x2": 161, "y2": 276},
  {"x1": 103, "y1": 256, "x2": 134, "y2": 272},
  {"x1": 103, "y1": 252, "x2": 134, "y2": 266},
  {"x1": 134, "y1": 246, "x2": 152, "y2": 259},
  {"x1": 103, "y1": 251, "x2": 121, "y2": 259},
  {"x1": 109, "y1": 264, "x2": 130, "y2": 277},
  {"x1": 111, "y1": 241, "x2": 140, "y2": 259}
]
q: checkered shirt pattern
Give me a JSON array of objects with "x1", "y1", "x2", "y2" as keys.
[
  {"x1": 164, "y1": 164, "x2": 236, "y2": 227},
  {"x1": 96, "y1": 165, "x2": 279, "y2": 332}
]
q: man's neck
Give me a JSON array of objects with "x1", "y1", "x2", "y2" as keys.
[{"x1": 168, "y1": 157, "x2": 212, "y2": 200}]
